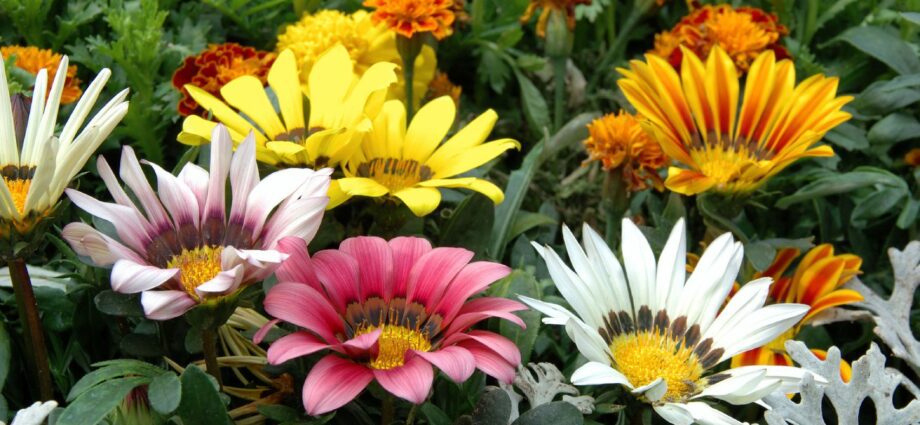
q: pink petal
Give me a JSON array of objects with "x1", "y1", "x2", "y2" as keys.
[
  {"x1": 202, "y1": 125, "x2": 232, "y2": 231},
  {"x1": 264, "y1": 282, "x2": 343, "y2": 344},
  {"x1": 228, "y1": 134, "x2": 259, "y2": 224},
  {"x1": 260, "y1": 196, "x2": 328, "y2": 250},
  {"x1": 445, "y1": 330, "x2": 521, "y2": 366},
  {"x1": 141, "y1": 290, "x2": 197, "y2": 320},
  {"x1": 96, "y1": 155, "x2": 148, "y2": 218},
  {"x1": 194, "y1": 264, "x2": 244, "y2": 297},
  {"x1": 178, "y1": 163, "x2": 208, "y2": 207},
  {"x1": 444, "y1": 297, "x2": 527, "y2": 336},
  {"x1": 389, "y1": 237, "x2": 432, "y2": 297},
  {"x1": 339, "y1": 236, "x2": 393, "y2": 300},
  {"x1": 244, "y1": 168, "x2": 314, "y2": 239},
  {"x1": 146, "y1": 161, "x2": 200, "y2": 229},
  {"x1": 267, "y1": 331, "x2": 329, "y2": 364},
  {"x1": 406, "y1": 248, "x2": 473, "y2": 308},
  {"x1": 118, "y1": 146, "x2": 171, "y2": 229},
  {"x1": 416, "y1": 346, "x2": 475, "y2": 383},
  {"x1": 311, "y1": 249, "x2": 361, "y2": 310},
  {"x1": 337, "y1": 328, "x2": 382, "y2": 357},
  {"x1": 62, "y1": 222, "x2": 145, "y2": 266},
  {"x1": 275, "y1": 237, "x2": 323, "y2": 290},
  {"x1": 373, "y1": 356, "x2": 434, "y2": 404},
  {"x1": 111, "y1": 259, "x2": 178, "y2": 294},
  {"x1": 434, "y1": 262, "x2": 512, "y2": 321},
  {"x1": 65, "y1": 189, "x2": 151, "y2": 252},
  {"x1": 253, "y1": 319, "x2": 280, "y2": 344},
  {"x1": 303, "y1": 355, "x2": 373, "y2": 416},
  {"x1": 457, "y1": 341, "x2": 516, "y2": 384}
]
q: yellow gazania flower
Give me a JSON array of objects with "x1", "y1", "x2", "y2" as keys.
[
  {"x1": 618, "y1": 46, "x2": 852, "y2": 195},
  {"x1": 177, "y1": 45, "x2": 396, "y2": 202},
  {"x1": 337, "y1": 96, "x2": 519, "y2": 216},
  {"x1": 732, "y1": 245, "x2": 863, "y2": 381},
  {"x1": 275, "y1": 9, "x2": 437, "y2": 108}
]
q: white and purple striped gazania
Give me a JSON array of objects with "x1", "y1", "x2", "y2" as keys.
[{"x1": 62, "y1": 124, "x2": 331, "y2": 320}]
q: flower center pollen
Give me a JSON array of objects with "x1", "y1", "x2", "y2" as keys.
[
  {"x1": 356, "y1": 157, "x2": 433, "y2": 192},
  {"x1": 609, "y1": 332, "x2": 704, "y2": 402},
  {"x1": 3, "y1": 177, "x2": 31, "y2": 216},
  {"x1": 357, "y1": 324, "x2": 432, "y2": 370},
  {"x1": 167, "y1": 246, "x2": 224, "y2": 299}
]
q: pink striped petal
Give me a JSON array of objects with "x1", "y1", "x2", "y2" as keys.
[
  {"x1": 373, "y1": 356, "x2": 434, "y2": 404},
  {"x1": 253, "y1": 319, "x2": 280, "y2": 344},
  {"x1": 456, "y1": 341, "x2": 516, "y2": 384},
  {"x1": 275, "y1": 237, "x2": 323, "y2": 290},
  {"x1": 338, "y1": 328, "x2": 381, "y2": 357},
  {"x1": 62, "y1": 222, "x2": 145, "y2": 266},
  {"x1": 434, "y1": 262, "x2": 512, "y2": 321},
  {"x1": 264, "y1": 282, "x2": 343, "y2": 344},
  {"x1": 65, "y1": 189, "x2": 151, "y2": 252},
  {"x1": 311, "y1": 249, "x2": 361, "y2": 310},
  {"x1": 96, "y1": 155, "x2": 146, "y2": 218},
  {"x1": 389, "y1": 237, "x2": 432, "y2": 296},
  {"x1": 444, "y1": 297, "x2": 527, "y2": 336},
  {"x1": 416, "y1": 346, "x2": 476, "y2": 383},
  {"x1": 445, "y1": 330, "x2": 521, "y2": 366},
  {"x1": 146, "y1": 161, "x2": 200, "y2": 229},
  {"x1": 119, "y1": 146, "x2": 171, "y2": 229},
  {"x1": 267, "y1": 331, "x2": 329, "y2": 364},
  {"x1": 194, "y1": 264, "x2": 244, "y2": 297},
  {"x1": 178, "y1": 163, "x2": 208, "y2": 207},
  {"x1": 303, "y1": 355, "x2": 373, "y2": 416},
  {"x1": 228, "y1": 134, "x2": 259, "y2": 224},
  {"x1": 111, "y1": 259, "x2": 177, "y2": 294},
  {"x1": 202, "y1": 125, "x2": 232, "y2": 231},
  {"x1": 244, "y1": 168, "x2": 314, "y2": 239},
  {"x1": 340, "y1": 236, "x2": 392, "y2": 300},
  {"x1": 141, "y1": 290, "x2": 197, "y2": 320},
  {"x1": 260, "y1": 196, "x2": 328, "y2": 250},
  {"x1": 406, "y1": 248, "x2": 473, "y2": 307}
]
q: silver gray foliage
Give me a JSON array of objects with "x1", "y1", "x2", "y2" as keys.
[{"x1": 499, "y1": 362, "x2": 595, "y2": 422}]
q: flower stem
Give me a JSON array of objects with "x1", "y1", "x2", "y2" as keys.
[
  {"x1": 406, "y1": 403, "x2": 419, "y2": 425},
  {"x1": 396, "y1": 34, "x2": 424, "y2": 121},
  {"x1": 381, "y1": 393, "x2": 395, "y2": 425},
  {"x1": 201, "y1": 327, "x2": 222, "y2": 387},
  {"x1": 552, "y1": 55, "x2": 567, "y2": 131},
  {"x1": 403, "y1": 54, "x2": 416, "y2": 120},
  {"x1": 8, "y1": 259, "x2": 54, "y2": 401}
]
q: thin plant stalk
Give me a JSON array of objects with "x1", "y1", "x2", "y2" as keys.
[
  {"x1": 403, "y1": 54, "x2": 416, "y2": 120},
  {"x1": 201, "y1": 327, "x2": 222, "y2": 387},
  {"x1": 381, "y1": 393, "x2": 395, "y2": 425},
  {"x1": 9, "y1": 258, "x2": 54, "y2": 401},
  {"x1": 552, "y1": 56, "x2": 567, "y2": 131}
]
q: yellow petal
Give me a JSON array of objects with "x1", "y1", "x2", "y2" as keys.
[
  {"x1": 426, "y1": 109, "x2": 498, "y2": 166},
  {"x1": 326, "y1": 180, "x2": 351, "y2": 209},
  {"x1": 403, "y1": 96, "x2": 456, "y2": 162},
  {"x1": 268, "y1": 50, "x2": 305, "y2": 132},
  {"x1": 418, "y1": 178, "x2": 505, "y2": 204},
  {"x1": 342, "y1": 61, "x2": 398, "y2": 124},
  {"x1": 430, "y1": 138, "x2": 520, "y2": 179},
  {"x1": 220, "y1": 76, "x2": 286, "y2": 138},
  {"x1": 337, "y1": 177, "x2": 390, "y2": 198},
  {"x1": 309, "y1": 45, "x2": 353, "y2": 127},
  {"x1": 664, "y1": 167, "x2": 716, "y2": 195},
  {"x1": 185, "y1": 85, "x2": 266, "y2": 142},
  {"x1": 392, "y1": 186, "x2": 441, "y2": 216}
]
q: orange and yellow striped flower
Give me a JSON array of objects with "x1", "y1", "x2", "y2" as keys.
[
  {"x1": 732, "y1": 244, "x2": 863, "y2": 381},
  {"x1": 363, "y1": 0, "x2": 455, "y2": 40},
  {"x1": 1, "y1": 46, "x2": 82, "y2": 104},
  {"x1": 618, "y1": 46, "x2": 852, "y2": 195},
  {"x1": 520, "y1": 0, "x2": 591, "y2": 38},
  {"x1": 650, "y1": 4, "x2": 789, "y2": 73},
  {"x1": 583, "y1": 111, "x2": 668, "y2": 192}
]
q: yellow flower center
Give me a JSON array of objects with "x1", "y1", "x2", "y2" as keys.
[
  {"x1": 609, "y1": 332, "x2": 704, "y2": 402},
  {"x1": 355, "y1": 324, "x2": 432, "y2": 370},
  {"x1": 276, "y1": 10, "x2": 369, "y2": 73},
  {"x1": 3, "y1": 177, "x2": 31, "y2": 216},
  {"x1": 356, "y1": 157, "x2": 432, "y2": 192},
  {"x1": 166, "y1": 246, "x2": 223, "y2": 299},
  {"x1": 705, "y1": 10, "x2": 772, "y2": 60},
  {"x1": 690, "y1": 134, "x2": 771, "y2": 190}
]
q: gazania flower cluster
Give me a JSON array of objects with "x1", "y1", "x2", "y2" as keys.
[
  {"x1": 63, "y1": 125, "x2": 331, "y2": 320},
  {"x1": 651, "y1": 4, "x2": 789, "y2": 72},
  {"x1": 338, "y1": 96, "x2": 519, "y2": 216},
  {"x1": 0, "y1": 54, "x2": 128, "y2": 238},
  {"x1": 520, "y1": 0, "x2": 592, "y2": 38},
  {"x1": 275, "y1": 9, "x2": 437, "y2": 106},
  {"x1": 257, "y1": 235, "x2": 524, "y2": 414},
  {"x1": 733, "y1": 245, "x2": 862, "y2": 381},
  {"x1": 618, "y1": 46, "x2": 852, "y2": 195},
  {"x1": 583, "y1": 111, "x2": 668, "y2": 192},
  {"x1": 171, "y1": 43, "x2": 275, "y2": 117},
  {"x1": 522, "y1": 219, "x2": 821, "y2": 424},
  {"x1": 1, "y1": 46, "x2": 83, "y2": 104},
  {"x1": 363, "y1": 0, "x2": 456, "y2": 40}
]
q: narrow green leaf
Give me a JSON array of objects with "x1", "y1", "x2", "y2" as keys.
[
  {"x1": 835, "y1": 26, "x2": 920, "y2": 75},
  {"x1": 0, "y1": 322, "x2": 9, "y2": 391},
  {"x1": 867, "y1": 113, "x2": 920, "y2": 144},
  {"x1": 776, "y1": 167, "x2": 907, "y2": 208},
  {"x1": 420, "y1": 402, "x2": 452, "y2": 425},
  {"x1": 490, "y1": 141, "x2": 544, "y2": 260},
  {"x1": 69, "y1": 360, "x2": 164, "y2": 402},
  {"x1": 508, "y1": 212, "x2": 556, "y2": 243},
  {"x1": 514, "y1": 70, "x2": 551, "y2": 137},
  {"x1": 57, "y1": 377, "x2": 149, "y2": 425}
]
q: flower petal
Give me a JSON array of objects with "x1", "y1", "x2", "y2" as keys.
[
  {"x1": 570, "y1": 361, "x2": 632, "y2": 387},
  {"x1": 303, "y1": 355, "x2": 373, "y2": 416},
  {"x1": 267, "y1": 331, "x2": 329, "y2": 365},
  {"x1": 393, "y1": 186, "x2": 441, "y2": 217},
  {"x1": 389, "y1": 236, "x2": 432, "y2": 296},
  {"x1": 373, "y1": 356, "x2": 434, "y2": 404},
  {"x1": 111, "y1": 259, "x2": 178, "y2": 294},
  {"x1": 416, "y1": 346, "x2": 476, "y2": 383},
  {"x1": 264, "y1": 282, "x2": 343, "y2": 344},
  {"x1": 339, "y1": 236, "x2": 393, "y2": 300},
  {"x1": 141, "y1": 290, "x2": 197, "y2": 320}
]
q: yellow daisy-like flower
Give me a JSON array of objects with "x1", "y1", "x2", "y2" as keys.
[
  {"x1": 618, "y1": 46, "x2": 852, "y2": 195},
  {"x1": 337, "y1": 96, "x2": 519, "y2": 216},
  {"x1": 1, "y1": 46, "x2": 82, "y2": 104},
  {"x1": 583, "y1": 111, "x2": 668, "y2": 192},
  {"x1": 276, "y1": 9, "x2": 437, "y2": 108}
]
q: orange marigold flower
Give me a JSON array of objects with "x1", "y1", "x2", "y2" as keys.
[
  {"x1": 521, "y1": 0, "x2": 592, "y2": 38},
  {"x1": 583, "y1": 111, "x2": 668, "y2": 192},
  {"x1": 732, "y1": 244, "x2": 863, "y2": 381},
  {"x1": 427, "y1": 71, "x2": 461, "y2": 107},
  {"x1": 171, "y1": 43, "x2": 275, "y2": 117},
  {"x1": 651, "y1": 4, "x2": 789, "y2": 72},
  {"x1": 363, "y1": 0, "x2": 456, "y2": 40},
  {"x1": 1, "y1": 46, "x2": 82, "y2": 104},
  {"x1": 906, "y1": 148, "x2": 920, "y2": 167}
]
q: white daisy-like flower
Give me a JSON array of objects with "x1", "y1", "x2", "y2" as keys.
[{"x1": 520, "y1": 218, "x2": 825, "y2": 425}]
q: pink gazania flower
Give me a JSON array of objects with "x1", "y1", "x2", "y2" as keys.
[
  {"x1": 255, "y1": 236, "x2": 526, "y2": 415},
  {"x1": 62, "y1": 124, "x2": 331, "y2": 320}
]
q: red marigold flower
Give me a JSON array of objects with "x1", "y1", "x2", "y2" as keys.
[
  {"x1": 363, "y1": 0, "x2": 456, "y2": 40},
  {"x1": 172, "y1": 43, "x2": 275, "y2": 117},
  {"x1": 1, "y1": 45, "x2": 82, "y2": 104},
  {"x1": 256, "y1": 236, "x2": 525, "y2": 415}
]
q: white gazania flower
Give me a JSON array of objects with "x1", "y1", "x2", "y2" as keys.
[
  {"x1": 0, "y1": 55, "x2": 128, "y2": 235},
  {"x1": 62, "y1": 124, "x2": 331, "y2": 320},
  {"x1": 521, "y1": 219, "x2": 825, "y2": 425}
]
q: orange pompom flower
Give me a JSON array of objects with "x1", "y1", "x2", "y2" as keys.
[
  {"x1": 427, "y1": 71, "x2": 461, "y2": 108},
  {"x1": 520, "y1": 0, "x2": 592, "y2": 38},
  {"x1": 650, "y1": 4, "x2": 789, "y2": 72},
  {"x1": 363, "y1": 0, "x2": 456, "y2": 40},
  {"x1": 732, "y1": 244, "x2": 863, "y2": 381},
  {"x1": 171, "y1": 43, "x2": 275, "y2": 117},
  {"x1": 1, "y1": 46, "x2": 82, "y2": 104},
  {"x1": 583, "y1": 111, "x2": 668, "y2": 192},
  {"x1": 906, "y1": 148, "x2": 920, "y2": 167}
]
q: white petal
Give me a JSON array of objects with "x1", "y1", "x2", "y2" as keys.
[
  {"x1": 146, "y1": 161, "x2": 200, "y2": 228},
  {"x1": 57, "y1": 66, "x2": 113, "y2": 147},
  {"x1": 697, "y1": 244, "x2": 744, "y2": 332},
  {"x1": 49, "y1": 100, "x2": 128, "y2": 197},
  {"x1": 654, "y1": 403, "x2": 694, "y2": 425},
  {"x1": 34, "y1": 56, "x2": 70, "y2": 150},
  {"x1": 202, "y1": 125, "x2": 233, "y2": 224},
  {"x1": 65, "y1": 189, "x2": 152, "y2": 252},
  {"x1": 702, "y1": 278, "x2": 772, "y2": 346},
  {"x1": 62, "y1": 222, "x2": 145, "y2": 266},
  {"x1": 141, "y1": 290, "x2": 197, "y2": 320},
  {"x1": 632, "y1": 377, "x2": 667, "y2": 402},
  {"x1": 111, "y1": 259, "x2": 178, "y2": 294},
  {"x1": 570, "y1": 361, "x2": 633, "y2": 387},
  {"x1": 534, "y1": 242, "x2": 604, "y2": 329},
  {"x1": 621, "y1": 218, "x2": 657, "y2": 312},
  {"x1": 564, "y1": 318, "x2": 612, "y2": 364},
  {"x1": 20, "y1": 68, "x2": 47, "y2": 165},
  {"x1": 518, "y1": 295, "x2": 580, "y2": 326},
  {"x1": 562, "y1": 225, "x2": 619, "y2": 322},
  {"x1": 677, "y1": 233, "x2": 738, "y2": 327},
  {"x1": 119, "y1": 146, "x2": 170, "y2": 228},
  {"x1": 260, "y1": 196, "x2": 328, "y2": 249},
  {"x1": 582, "y1": 221, "x2": 632, "y2": 315},
  {"x1": 679, "y1": 402, "x2": 747, "y2": 425},
  {"x1": 715, "y1": 304, "x2": 809, "y2": 362},
  {"x1": 178, "y1": 162, "x2": 209, "y2": 207},
  {"x1": 0, "y1": 58, "x2": 19, "y2": 165},
  {"x1": 194, "y1": 264, "x2": 245, "y2": 296},
  {"x1": 657, "y1": 218, "x2": 687, "y2": 314},
  {"x1": 23, "y1": 135, "x2": 57, "y2": 213},
  {"x1": 228, "y1": 133, "x2": 260, "y2": 224}
]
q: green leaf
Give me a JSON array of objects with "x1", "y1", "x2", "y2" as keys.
[
  {"x1": 0, "y1": 322, "x2": 9, "y2": 391},
  {"x1": 57, "y1": 377, "x2": 149, "y2": 425},
  {"x1": 512, "y1": 401, "x2": 583, "y2": 425},
  {"x1": 420, "y1": 402, "x2": 452, "y2": 425},
  {"x1": 901, "y1": 12, "x2": 920, "y2": 26},
  {"x1": 867, "y1": 113, "x2": 920, "y2": 144},
  {"x1": 480, "y1": 48, "x2": 511, "y2": 93},
  {"x1": 853, "y1": 74, "x2": 920, "y2": 114},
  {"x1": 835, "y1": 26, "x2": 920, "y2": 75},
  {"x1": 824, "y1": 122, "x2": 869, "y2": 151},
  {"x1": 94, "y1": 290, "x2": 144, "y2": 317},
  {"x1": 851, "y1": 187, "x2": 908, "y2": 228},
  {"x1": 148, "y1": 372, "x2": 181, "y2": 415},
  {"x1": 508, "y1": 212, "x2": 556, "y2": 242},
  {"x1": 516, "y1": 54, "x2": 546, "y2": 72},
  {"x1": 497, "y1": 28, "x2": 524, "y2": 48},
  {"x1": 258, "y1": 404, "x2": 301, "y2": 421},
  {"x1": 471, "y1": 388, "x2": 512, "y2": 425},
  {"x1": 68, "y1": 360, "x2": 164, "y2": 402},
  {"x1": 776, "y1": 167, "x2": 907, "y2": 208},
  {"x1": 515, "y1": 70, "x2": 551, "y2": 137},
  {"x1": 814, "y1": 0, "x2": 859, "y2": 33},
  {"x1": 545, "y1": 113, "x2": 599, "y2": 158},
  {"x1": 176, "y1": 365, "x2": 231, "y2": 425},
  {"x1": 491, "y1": 270, "x2": 542, "y2": 364},
  {"x1": 897, "y1": 197, "x2": 920, "y2": 229},
  {"x1": 490, "y1": 140, "x2": 545, "y2": 260},
  {"x1": 440, "y1": 193, "x2": 495, "y2": 254}
]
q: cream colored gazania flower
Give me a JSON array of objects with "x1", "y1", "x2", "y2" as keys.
[{"x1": 0, "y1": 55, "x2": 128, "y2": 237}]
